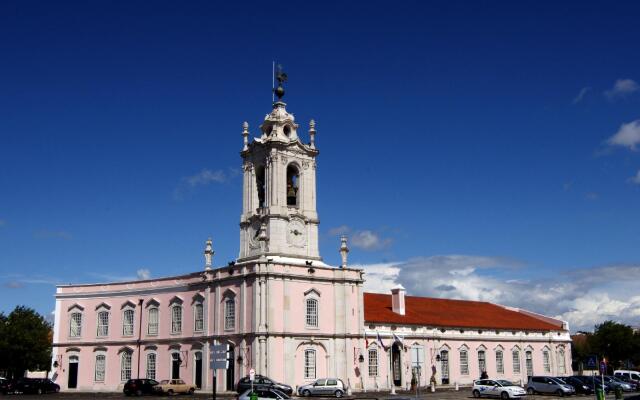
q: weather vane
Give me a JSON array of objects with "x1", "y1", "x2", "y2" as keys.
[{"x1": 273, "y1": 63, "x2": 287, "y2": 102}]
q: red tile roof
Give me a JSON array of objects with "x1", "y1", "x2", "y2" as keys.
[{"x1": 364, "y1": 292, "x2": 564, "y2": 331}]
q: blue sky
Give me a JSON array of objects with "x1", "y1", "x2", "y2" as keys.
[{"x1": 1, "y1": 1, "x2": 639, "y2": 330}]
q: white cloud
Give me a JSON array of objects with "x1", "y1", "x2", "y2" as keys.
[
  {"x1": 327, "y1": 226, "x2": 393, "y2": 251},
  {"x1": 136, "y1": 268, "x2": 151, "y2": 280},
  {"x1": 629, "y1": 170, "x2": 640, "y2": 185},
  {"x1": 572, "y1": 87, "x2": 591, "y2": 104},
  {"x1": 607, "y1": 120, "x2": 640, "y2": 151},
  {"x1": 604, "y1": 79, "x2": 639, "y2": 100},
  {"x1": 174, "y1": 168, "x2": 236, "y2": 200},
  {"x1": 357, "y1": 256, "x2": 640, "y2": 332},
  {"x1": 327, "y1": 225, "x2": 350, "y2": 236}
]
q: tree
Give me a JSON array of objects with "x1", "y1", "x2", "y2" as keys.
[
  {"x1": 0, "y1": 306, "x2": 52, "y2": 378},
  {"x1": 590, "y1": 321, "x2": 636, "y2": 371}
]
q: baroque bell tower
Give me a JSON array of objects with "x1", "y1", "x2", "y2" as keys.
[{"x1": 238, "y1": 68, "x2": 320, "y2": 262}]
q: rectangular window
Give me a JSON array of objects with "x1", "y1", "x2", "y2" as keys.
[
  {"x1": 496, "y1": 351, "x2": 504, "y2": 374},
  {"x1": 148, "y1": 308, "x2": 158, "y2": 335},
  {"x1": 121, "y1": 352, "x2": 132, "y2": 381},
  {"x1": 97, "y1": 311, "x2": 109, "y2": 337},
  {"x1": 305, "y1": 299, "x2": 318, "y2": 327},
  {"x1": 122, "y1": 309, "x2": 134, "y2": 336},
  {"x1": 543, "y1": 350, "x2": 551, "y2": 373},
  {"x1": 304, "y1": 349, "x2": 316, "y2": 379},
  {"x1": 557, "y1": 350, "x2": 566, "y2": 374},
  {"x1": 70, "y1": 313, "x2": 82, "y2": 337},
  {"x1": 460, "y1": 351, "x2": 469, "y2": 375},
  {"x1": 171, "y1": 306, "x2": 182, "y2": 334},
  {"x1": 146, "y1": 353, "x2": 156, "y2": 380},
  {"x1": 95, "y1": 354, "x2": 106, "y2": 382},
  {"x1": 225, "y1": 299, "x2": 235, "y2": 330},
  {"x1": 525, "y1": 351, "x2": 533, "y2": 377},
  {"x1": 512, "y1": 350, "x2": 521, "y2": 374},
  {"x1": 194, "y1": 304, "x2": 204, "y2": 332},
  {"x1": 368, "y1": 348, "x2": 378, "y2": 376},
  {"x1": 478, "y1": 350, "x2": 486, "y2": 375}
]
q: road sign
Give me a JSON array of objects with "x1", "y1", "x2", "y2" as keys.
[
  {"x1": 600, "y1": 361, "x2": 607, "y2": 374},
  {"x1": 586, "y1": 355, "x2": 597, "y2": 369},
  {"x1": 250, "y1": 368, "x2": 255, "y2": 381},
  {"x1": 210, "y1": 344, "x2": 230, "y2": 370}
]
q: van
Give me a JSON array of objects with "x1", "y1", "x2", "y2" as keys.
[{"x1": 614, "y1": 370, "x2": 640, "y2": 382}]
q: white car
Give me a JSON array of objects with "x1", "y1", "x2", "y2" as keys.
[{"x1": 473, "y1": 379, "x2": 527, "y2": 399}]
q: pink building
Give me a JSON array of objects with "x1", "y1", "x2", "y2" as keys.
[{"x1": 51, "y1": 82, "x2": 571, "y2": 392}]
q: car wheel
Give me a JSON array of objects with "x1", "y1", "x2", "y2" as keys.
[
  {"x1": 167, "y1": 389, "x2": 174, "y2": 396},
  {"x1": 303, "y1": 389, "x2": 311, "y2": 397},
  {"x1": 501, "y1": 391, "x2": 510, "y2": 400},
  {"x1": 472, "y1": 389, "x2": 481, "y2": 398},
  {"x1": 189, "y1": 388, "x2": 195, "y2": 395},
  {"x1": 135, "y1": 389, "x2": 143, "y2": 396},
  {"x1": 556, "y1": 389, "x2": 564, "y2": 397},
  {"x1": 527, "y1": 387, "x2": 535, "y2": 395},
  {"x1": 335, "y1": 390, "x2": 343, "y2": 398},
  {"x1": 37, "y1": 388, "x2": 43, "y2": 395},
  {"x1": 55, "y1": 387, "x2": 60, "y2": 393}
]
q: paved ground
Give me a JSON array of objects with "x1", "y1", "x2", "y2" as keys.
[{"x1": 4, "y1": 391, "x2": 640, "y2": 400}]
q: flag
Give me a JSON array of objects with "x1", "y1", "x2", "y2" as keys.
[
  {"x1": 365, "y1": 332, "x2": 369, "y2": 348},
  {"x1": 392, "y1": 333, "x2": 403, "y2": 345},
  {"x1": 376, "y1": 331, "x2": 387, "y2": 350}
]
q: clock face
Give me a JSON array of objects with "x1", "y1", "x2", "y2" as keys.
[
  {"x1": 248, "y1": 220, "x2": 261, "y2": 248},
  {"x1": 287, "y1": 219, "x2": 306, "y2": 247}
]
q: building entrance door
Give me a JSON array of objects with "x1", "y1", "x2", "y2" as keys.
[
  {"x1": 226, "y1": 345, "x2": 235, "y2": 391},
  {"x1": 194, "y1": 352, "x2": 202, "y2": 389},
  {"x1": 68, "y1": 356, "x2": 78, "y2": 389},
  {"x1": 392, "y1": 344, "x2": 402, "y2": 387},
  {"x1": 172, "y1": 353, "x2": 180, "y2": 379}
]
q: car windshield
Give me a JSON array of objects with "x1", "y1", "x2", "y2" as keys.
[
  {"x1": 272, "y1": 389, "x2": 291, "y2": 399},
  {"x1": 549, "y1": 378, "x2": 564, "y2": 384},
  {"x1": 496, "y1": 380, "x2": 514, "y2": 386},
  {"x1": 160, "y1": 380, "x2": 169, "y2": 384}
]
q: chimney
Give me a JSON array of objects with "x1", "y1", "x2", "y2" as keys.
[{"x1": 391, "y1": 284, "x2": 406, "y2": 315}]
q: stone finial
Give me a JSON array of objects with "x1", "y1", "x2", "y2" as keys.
[
  {"x1": 204, "y1": 237, "x2": 214, "y2": 270},
  {"x1": 339, "y1": 235, "x2": 349, "y2": 268},
  {"x1": 242, "y1": 122, "x2": 249, "y2": 151},
  {"x1": 309, "y1": 119, "x2": 316, "y2": 149}
]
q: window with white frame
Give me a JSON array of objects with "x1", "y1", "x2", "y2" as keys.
[
  {"x1": 122, "y1": 309, "x2": 134, "y2": 336},
  {"x1": 146, "y1": 353, "x2": 156, "y2": 380},
  {"x1": 478, "y1": 350, "x2": 486, "y2": 375},
  {"x1": 496, "y1": 350, "x2": 504, "y2": 374},
  {"x1": 171, "y1": 304, "x2": 182, "y2": 334},
  {"x1": 97, "y1": 311, "x2": 109, "y2": 337},
  {"x1": 512, "y1": 349, "x2": 521, "y2": 374},
  {"x1": 121, "y1": 352, "x2": 132, "y2": 381},
  {"x1": 368, "y1": 347, "x2": 378, "y2": 376},
  {"x1": 543, "y1": 349, "x2": 551, "y2": 373},
  {"x1": 525, "y1": 351, "x2": 533, "y2": 377},
  {"x1": 194, "y1": 303, "x2": 204, "y2": 332},
  {"x1": 557, "y1": 348, "x2": 566, "y2": 374},
  {"x1": 411, "y1": 345, "x2": 424, "y2": 376},
  {"x1": 94, "y1": 354, "x2": 106, "y2": 382},
  {"x1": 460, "y1": 350, "x2": 469, "y2": 375},
  {"x1": 148, "y1": 307, "x2": 159, "y2": 335},
  {"x1": 69, "y1": 312, "x2": 82, "y2": 337},
  {"x1": 224, "y1": 298, "x2": 235, "y2": 330},
  {"x1": 304, "y1": 349, "x2": 316, "y2": 379},
  {"x1": 305, "y1": 298, "x2": 318, "y2": 328}
]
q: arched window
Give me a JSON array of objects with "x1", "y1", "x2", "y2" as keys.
[
  {"x1": 194, "y1": 303, "x2": 204, "y2": 332},
  {"x1": 368, "y1": 347, "x2": 378, "y2": 376},
  {"x1": 512, "y1": 349, "x2": 521, "y2": 374},
  {"x1": 305, "y1": 298, "x2": 318, "y2": 328},
  {"x1": 171, "y1": 304, "x2": 182, "y2": 334},
  {"x1": 120, "y1": 351, "x2": 132, "y2": 381},
  {"x1": 94, "y1": 354, "x2": 106, "y2": 382},
  {"x1": 478, "y1": 350, "x2": 486, "y2": 375},
  {"x1": 286, "y1": 165, "x2": 299, "y2": 207},
  {"x1": 97, "y1": 311, "x2": 109, "y2": 337},
  {"x1": 122, "y1": 309, "x2": 134, "y2": 336},
  {"x1": 460, "y1": 349, "x2": 469, "y2": 375},
  {"x1": 304, "y1": 349, "x2": 316, "y2": 379},
  {"x1": 496, "y1": 349, "x2": 504, "y2": 374},
  {"x1": 542, "y1": 348, "x2": 551, "y2": 373},
  {"x1": 525, "y1": 350, "x2": 533, "y2": 377},
  {"x1": 224, "y1": 298, "x2": 235, "y2": 330},
  {"x1": 69, "y1": 312, "x2": 82, "y2": 337},
  {"x1": 440, "y1": 350, "x2": 450, "y2": 383},
  {"x1": 146, "y1": 353, "x2": 156, "y2": 380},
  {"x1": 557, "y1": 348, "x2": 566, "y2": 374},
  {"x1": 148, "y1": 307, "x2": 159, "y2": 335},
  {"x1": 256, "y1": 165, "x2": 266, "y2": 208}
]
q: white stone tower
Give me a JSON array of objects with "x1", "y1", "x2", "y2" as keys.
[{"x1": 238, "y1": 70, "x2": 320, "y2": 261}]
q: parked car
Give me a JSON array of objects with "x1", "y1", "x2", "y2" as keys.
[
  {"x1": 603, "y1": 376, "x2": 634, "y2": 392},
  {"x1": 526, "y1": 376, "x2": 575, "y2": 396},
  {"x1": 0, "y1": 378, "x2": 10, "y2": 395},
  {"x1": 472, "y1": 379, "x2": 527, "y2": 399},
  {"x1": 297, "y1": 378, "x2": 346, "y2": 398},
  {"x1": 7, "y1": 378, "x2": 60, "y2": 394},
  {"x1": 155, "y1": 379, "x2": 196, "y2": 395},
  {"x1": 572, "y1": 375, "x2": 611, "y2": 393},
  {"x1": 123, "y1": 378, "x2": 159, "y2": 396},
  {"x1": 236, "y1": 375, "x2": 293, "y2": 395},
  {"x1": 615, "y1": 375, "x2": 639, "y2": 390},
  {"x1": 238, "y1": 388, "x2": 291, "y2": 400},
  {"x1": 614, "y1": 370, "x2": 640, "y2": 384},
  {"x1": 555, "y1": 376, "x2": 593, "y2": 395}
]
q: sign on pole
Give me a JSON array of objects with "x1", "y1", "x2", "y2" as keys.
[
  {"x1": 210, "y1": 344, "x2": 229, "y2": 370},
  {"x1": 585, "y1": 355, "x2": 597, "y2": 370},
  {"x1": 600, "y1": 360, "x2": 607, "y2": 374},
  {"x1": 249, "y1": 368, "x2": 256, "y2": 381}
]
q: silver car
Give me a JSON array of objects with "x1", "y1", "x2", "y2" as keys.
[
  {"x1": 297, "y1": 378, "x2": 346, "y2": 398},
  {"x1": 526, "y1": 376, "x2": 575, "y2": 396}
]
